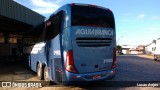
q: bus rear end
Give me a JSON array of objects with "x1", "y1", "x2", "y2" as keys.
[{"x1": 64, "y1": 4, "x2": 116, "y2": 82}]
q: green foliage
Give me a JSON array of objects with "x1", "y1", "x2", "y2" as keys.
[{"x1": 116, "y1": 45, "x2": 122, "y2": 52}]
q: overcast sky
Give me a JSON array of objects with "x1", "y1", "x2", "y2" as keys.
[{"x1": 14, "y1": 0, "x2": 160, "y2": 46}]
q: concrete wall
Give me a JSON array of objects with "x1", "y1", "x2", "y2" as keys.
[{"x1": 0, "y1": 44, "x2": 17, "y2": 56}]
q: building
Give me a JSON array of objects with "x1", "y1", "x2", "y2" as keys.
[
  {"x1": 0, "y1": 0, "x2": 45, "y2": 61},
  {"x1": 121, "y1": 45, "x2": 136, "y2": 54},
  {"x1": 121, "y1": 45, "x2": 145, "y2": 54},
  {"x1": 121, "y1": 45, "x2": 131, "y2": 54},
  {"x1": 145, "y1": 42, "x2": 156, "y2": 54},
  {"x1": 136, "y1": 45, "x2": 145, "y2": 54},
  {"x1": 145, "y1": 39, "x2": 160, "y2": 55}
]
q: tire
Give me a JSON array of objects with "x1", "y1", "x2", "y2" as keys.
[
  {"x1": 108, "y1": 74, "x2": 115, "y2": 80},
  {"x1": 42, "y1": 66, "x2": 50, "y2": 86},
  {"x1": 154, "y1": 55, "x2": 158, "y2": 61},
  {"x1": 37, "y1": 63, "x2": 43, "y2": 80},
  {"x1": 44, "y1": 66, "x2": 49, "y2": 81}
]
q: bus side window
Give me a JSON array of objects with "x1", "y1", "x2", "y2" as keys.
[{"x1": 45, "y1": 11, "x2": 64, "y2": 41}]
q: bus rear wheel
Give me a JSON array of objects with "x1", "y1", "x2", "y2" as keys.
[
  {"x1": 43, "y1": 66, "x2": 50, "y2": 86},
  {"x1": 44, "y1": 66, "x2": 49, "y2": 81},
  {"x1": 37, "y1": 63, "x2": 43, "y2": 80}
]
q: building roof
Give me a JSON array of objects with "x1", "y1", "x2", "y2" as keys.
[{"x1": 0, "y1": 0, "x2": 45, "y2": 26}]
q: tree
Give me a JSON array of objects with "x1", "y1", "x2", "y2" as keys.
[{"x1": 117, "y1": 45, "x2": 122, "y2": 53}]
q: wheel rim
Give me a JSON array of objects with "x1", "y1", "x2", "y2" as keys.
[
  {"x1": 38, "y1": 66, "x2": 40, "y2": 76},
  {"x1": 38, "y1": 68, "x2": 40, "y2": 76}
]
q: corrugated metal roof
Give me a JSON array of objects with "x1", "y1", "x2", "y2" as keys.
[{"x1": 0, "y1": 0, "x2": 45, "y2": 26}]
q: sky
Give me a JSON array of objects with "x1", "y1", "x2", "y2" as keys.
[{"x1": 13, "y1": 0, "x2": 160, "y2": 46}]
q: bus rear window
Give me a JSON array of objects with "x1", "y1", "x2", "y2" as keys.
[{"x1": 71, "y1": 5, "x2": 115, "y2": 28}]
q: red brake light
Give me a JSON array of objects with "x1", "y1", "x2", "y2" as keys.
[
  {"x1": 112, "y1": 48, "x2": 116, "y2": 68},
  {"x1": 66, "y1": 50, "x2": 77, "y2": 73}
]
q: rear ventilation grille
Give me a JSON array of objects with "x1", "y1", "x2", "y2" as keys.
[{"x1": 76, "y1": 38, "x2": 112, "y2": 47}]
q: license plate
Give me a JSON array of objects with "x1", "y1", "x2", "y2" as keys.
[{"x1": 93, "y1": 75, "x2": 101, "y2": 79}]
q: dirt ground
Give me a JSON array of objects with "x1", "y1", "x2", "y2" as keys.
[
  {"x1": 0, "y1": 55, "x2": 159, "y2": 90},
  {"x1": 136, "y1": 54, "x2": 154, "y2": 59}
]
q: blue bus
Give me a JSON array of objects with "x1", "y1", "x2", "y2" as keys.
[{"x1": 28, "y1": 3, "x2": 116, "y2": 85}]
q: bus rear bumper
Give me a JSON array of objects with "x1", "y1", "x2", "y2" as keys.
[{"x1": 65, "y1": 68, "x2": 115, "y2": 82}]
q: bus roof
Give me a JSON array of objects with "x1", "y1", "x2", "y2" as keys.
[{"x1": 46, "y1": 3, "x2": 111, "y2": 22}]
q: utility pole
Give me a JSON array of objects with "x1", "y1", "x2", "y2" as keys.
[{"x1": 117, "y1": 36, "x2": 123, "y2": 45}]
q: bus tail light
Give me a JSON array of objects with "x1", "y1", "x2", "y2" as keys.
[
  {"x1": 66, "y1": 50, "x2": 78, "y2": 73},
  {"x1": 112, "y1": 48, "x2": 116, "y2": 68}
]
